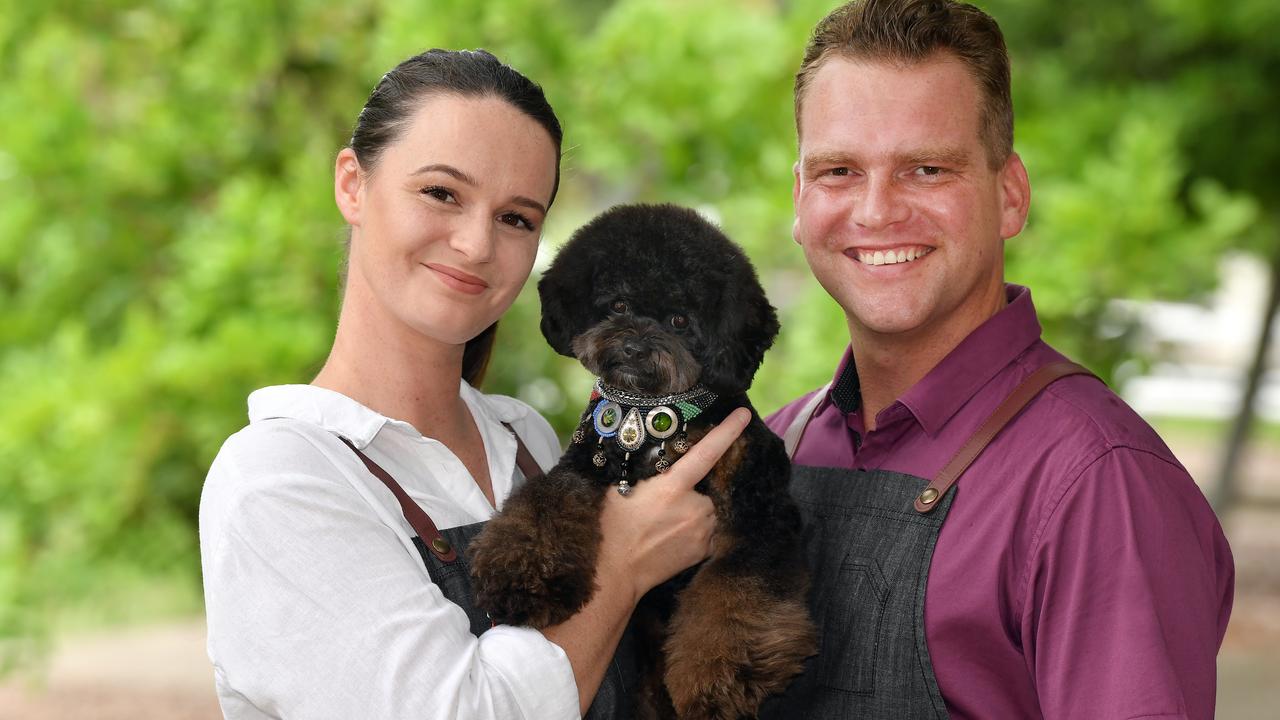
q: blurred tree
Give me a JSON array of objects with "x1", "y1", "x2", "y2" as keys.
[
  {"x1": 986, "y1": 0, "x2": 1279, "y2": 509},
  {"x1": 0, "y1": 0, "x2": 1271, "y2": 673}
]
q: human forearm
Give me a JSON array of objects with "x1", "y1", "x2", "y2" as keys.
[{"x1": 542, "y1": 560, "x2": 637, "y2": 715}]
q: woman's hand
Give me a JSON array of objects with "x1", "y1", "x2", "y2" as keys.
[{"x1": 595, "y1": 408, "x2": 752, "y2": 604}]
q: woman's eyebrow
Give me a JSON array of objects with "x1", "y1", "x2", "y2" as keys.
[
  {"x1": 512, "y1": 196, "x2": 547, "y2": 216},
  {"x1": 413, "y1": 163, "x2": 546, "y2": 216},
  {"x1": 412, "y1": 163, "x2": 478, "y2": 185}
]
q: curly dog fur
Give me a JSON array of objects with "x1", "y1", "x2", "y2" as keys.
[{"x1": 468, "y1": 204, "x2": 815, "y2": 719}]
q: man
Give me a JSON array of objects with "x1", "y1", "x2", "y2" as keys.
[{"x1": 762, "y1": 1, "x2": 1234, "y2": 718}]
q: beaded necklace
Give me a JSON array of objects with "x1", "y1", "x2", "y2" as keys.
[{"x1": 572, "y1": 379, "x2": 718, "y2": 495}]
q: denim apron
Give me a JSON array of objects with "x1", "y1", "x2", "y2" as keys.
[
  {"x1": 341, "y1": 426, "x2": 638, "y2": 719},
  {"x1": 762, "y1": 362, "x2": 1092, "y2": 719}
]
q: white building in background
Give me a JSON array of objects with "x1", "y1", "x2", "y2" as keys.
[{"x1": 1117, "y1": 253, "x2": 1280, "y2": 421}]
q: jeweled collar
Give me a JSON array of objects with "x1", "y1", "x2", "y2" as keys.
[{"x1": 572, "y1": 379, "x2": 718, "y2": 494}]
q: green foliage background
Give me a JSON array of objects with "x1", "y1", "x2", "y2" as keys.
[{"x1": 0, "y1": 0, "x2": 1275, "y2": 672}]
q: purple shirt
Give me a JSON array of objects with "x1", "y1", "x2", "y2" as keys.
[{"x1": 767, "y1": 285, "x2": 1233, "y2": 720}]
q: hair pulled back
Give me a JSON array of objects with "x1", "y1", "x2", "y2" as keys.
[{"x1": 346, "y1": 49, "x2": 563, "y2": 386}]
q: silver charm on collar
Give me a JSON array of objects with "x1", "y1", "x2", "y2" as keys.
[{"x1": 617, "y1": 407, "x2": 645, "y2": 452}]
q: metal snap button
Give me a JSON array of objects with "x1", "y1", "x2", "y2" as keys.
[
  {"x1": 431, "y1": 537, "x2": 452, "y2": 555},
  {"x1": 918, "y1": 488, "x2": 940, "y2": 505}
]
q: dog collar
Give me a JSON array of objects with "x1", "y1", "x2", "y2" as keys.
[{"x1": 572, "y1": 380, "x2": 718, "y2": 494}]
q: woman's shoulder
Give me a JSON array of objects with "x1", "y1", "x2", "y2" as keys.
[
  {"x1": 204, "y1": 413, "x2": 356, "y2": 506},
  {"x1": 210, "y1": 383, "x2": 387, "y2": 484},
  {"x1": 227, "y1": 412, "x2": 344, "y2": 457},
  {"x1": 200, "y1": 414, "x2": 371, "y2": 558}
]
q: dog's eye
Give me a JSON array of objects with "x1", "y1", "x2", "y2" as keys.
[
  {"x1": 610, "y1": 300, "x2": 630, "y2": 315},
  {"x1": 669, "y1": 314, "x2": 688, "y2": 329}
]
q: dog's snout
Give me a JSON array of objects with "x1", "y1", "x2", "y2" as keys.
[{"x1": 621, "y1": 338, "x2": 646, "y2": 358}]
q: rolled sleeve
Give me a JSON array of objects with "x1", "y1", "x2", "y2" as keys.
[
  {"x1": 1021, "y1": 447, "x2": 1233, "y2": 720},
  {"x1": 478, "y1": 626, "x2": 579, "y2": 719}
]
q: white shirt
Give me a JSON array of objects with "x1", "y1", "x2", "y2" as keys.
[{"x1": 199, "y1": 382, "x2": 580, "y2": 720}]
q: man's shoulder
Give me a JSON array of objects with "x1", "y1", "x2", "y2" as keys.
[
  {"x1": 1025, "y1": 366, "x2": 1178, "y2": 466},
  {"x1": 764, "y1": 386, "x2": 829, "y2": 437}
]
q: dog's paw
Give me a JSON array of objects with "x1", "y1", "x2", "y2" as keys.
[
  {"x1": 468, "y1": 481, "x2": 604, "y2": 629},
  {"x1": 664, "y1": 569, "x2": 817, "y2": 719}
]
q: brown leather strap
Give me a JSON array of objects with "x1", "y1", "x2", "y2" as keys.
[
  {"x1": 339, "y1": 427, "x2": 546, "y2": 562},
  {"x1": 914, "y1": 361, "x2": 1098, "y2": 514},
  {"x1": 341, "y1": 437, "x2": 458, "y2": 562},
  {"x1": 502, "y1": 422, "x2": 546, "y2": 481}
]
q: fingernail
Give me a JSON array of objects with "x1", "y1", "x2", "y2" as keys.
[{"x1": 732, "y1": 407, "x2": 751, "y2": 424}]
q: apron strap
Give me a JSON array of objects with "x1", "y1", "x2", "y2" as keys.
[
  {"x1": 502, "y1": 422, "x2": 546, "y2": 482},
  {"x1": 914, "y1": 361, "x2": 1098, "y2": 514},
  {"x1": 783, "y1": 383, "x2": 833, "y2": 459},
  {"x1": 340, "y1": 437, "x2": 458, "y2": 562},
  {"x1": 339, "y1": 427, "x2": 545, "y2": 562}
]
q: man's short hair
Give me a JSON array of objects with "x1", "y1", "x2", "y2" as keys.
[{"x1": 794, "y1": 0, "x2": 1013, "y2": 169}]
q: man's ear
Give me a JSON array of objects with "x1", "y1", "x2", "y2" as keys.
[
  {"x1": 334, "y1": 148, "x2": 364, "y2": 227},
  {"x1": 999, "y1": 152, "x2": 1031, "y2": 240}
]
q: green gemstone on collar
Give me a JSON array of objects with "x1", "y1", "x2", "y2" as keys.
[
  {"x1": 602, "y1": 408, "x2": 617, "y2": 426},
  {"x1": 652, "y1": 412, "x2": 673, "y2": 432}
]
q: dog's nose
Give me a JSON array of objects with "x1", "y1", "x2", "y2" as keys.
[{"x1": 621, "y1": 339, "x2": 646, "y2": 358}]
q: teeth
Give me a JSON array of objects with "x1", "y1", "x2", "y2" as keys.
[{"x1": 856, "y1": 246, "x2": 931, "y2": 265}]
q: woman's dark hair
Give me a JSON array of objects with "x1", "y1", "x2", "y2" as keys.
[{"x1": 347, "y1": 48, "x2": 563, "y2": 387}]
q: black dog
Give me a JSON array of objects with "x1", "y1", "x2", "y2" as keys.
[{"x1": 468, "y1": 204, "x2": 814, "y2": 719}]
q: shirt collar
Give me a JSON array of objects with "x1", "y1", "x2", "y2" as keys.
[
  {"x1": 247, "y1": 381, "x2": 531, "y2": 449},
  {"x1": 827, "y1": 284, "x2": 1043, "y2": 436},
  {"x1": 828, "y1": 348, "x2": 861, "y2": 415}
]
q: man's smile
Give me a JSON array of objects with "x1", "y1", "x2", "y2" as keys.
[{"x1": 844, "y1": 245, "x2": 935, "y2": 266}]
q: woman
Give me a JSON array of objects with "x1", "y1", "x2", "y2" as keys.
[{"x1": 199, "y1": 49, "x2": 747, "y2": 719}]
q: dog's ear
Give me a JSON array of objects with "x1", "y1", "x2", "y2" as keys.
[
  {"x1": 537, "y1": 250, "x2": 593, "y2": 358},
  {"x1": 701, "y1": 278, "x2": 780, "y2": 393}
]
